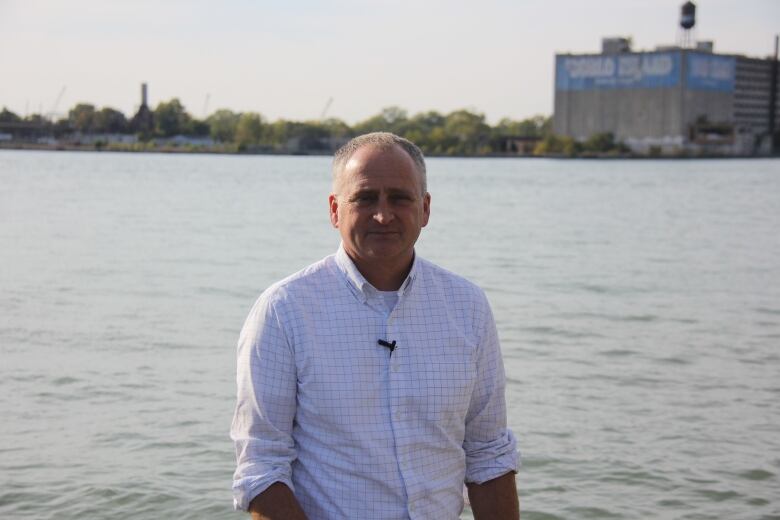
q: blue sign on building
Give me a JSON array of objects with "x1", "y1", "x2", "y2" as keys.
[
  {"x1": 686, "y1": 52, "x2": 735, "y2": 91},
  {"x1": 556, "y1": 52, "x2": 681, "y2": 91}
]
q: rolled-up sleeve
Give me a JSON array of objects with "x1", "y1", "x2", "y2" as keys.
[
  {"x1": 230, "y1": 293, "x2": 298, "y2": 511},
  {"x1": 463, "y1": 296, "x2": 519, "y2": 484}
]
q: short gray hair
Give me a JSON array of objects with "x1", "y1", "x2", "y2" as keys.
[{"x1": 332, "y1": 132, "x2": 427, "y2": 194}]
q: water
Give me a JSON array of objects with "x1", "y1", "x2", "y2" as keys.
[{"x1": 1, "y1": 150, "x2": 779, "y2": 519}]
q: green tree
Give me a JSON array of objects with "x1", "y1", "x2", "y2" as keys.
[
  {"x1": 533, "y1": 134, "x2": 578, "y2": 156},
  {"x1": 402, "y1": 111, "x2": 446, "y2": 152},
  {"x1": 264, "y1": 120, "x2": 292, "y2": 148},
  {"x1": 154, "y1": 98, "x2": 191, "y2": 137},
  {"x1": 0, "y1": 107, "x2": 21, "y2": 123},
  {"x1": 263, "y1": 120, "x2": 334, "y2": 151},
  {"x1": 234, "y1": 112, "x2": 265, "y2": 147},
  {"x1": 69, "y1": 103, "x2": 97, "y2": 133},
  {"x1": 443, "y1": 110, "x2": 490, "y2": 155},
  {"x1": 295, "y1": 121, "x2": 331, "y2": 151},
  {"x1": 537, "y1": 115, "x2": 552, "y2": 137},
  {"x1": 407, "y1": 111, "x2": 445, "y2": 133},
  {"x1": 320, "y1": 118, "x2": 352, "y2": 139},
  {"x1": 187, "y1": 118, "x2": 210, "y2": 137},
  {"x1": 380, "y1": 106, "x2": 407, "y2": 127},
  {"x1": 353, "y1": 106, "x2": 409, "y2": 135},
  {"x1": 207, "y1": 109, "x2": 240, "y2": 143},
  {"x1": 494, "y1": 115, "x2": 551, "y2": 138},
  {"x1": 93, "y1": 107, "x2": 128, "y2": 133},
  {"x1": 427, "y1": 127, "x2": 450, "y2": 154},
  {"x1": 582, "y1": 132, "x2": 616, "y2": 153},
  {"x1": 582, "y1": 132, "x2": 630, "y2": 155},
  {"x1": 265, "y1": 119, "x2": 325, "y2": 150}
]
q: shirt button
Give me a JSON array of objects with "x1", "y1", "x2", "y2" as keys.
[
  {"x1": 394, "y1": 411, "x2": 401, "y2": 421},
  {"x1": 392, "y1": 363, "x2": 400, "y2": 372}
]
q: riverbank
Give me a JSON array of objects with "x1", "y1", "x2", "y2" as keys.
[{"x1": 3, "y1": 141, "x2": 774, "y2": 160}]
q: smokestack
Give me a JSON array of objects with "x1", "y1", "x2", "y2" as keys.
[{"x1": 141, "y1": 83, "x2": 148, "y2": 108}]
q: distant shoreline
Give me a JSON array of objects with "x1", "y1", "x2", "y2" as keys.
[{"x1": 2, "y1": 142, "x2": 775, "y2": 160}]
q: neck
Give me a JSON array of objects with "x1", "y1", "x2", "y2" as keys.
[{"x1": 350, "y1": 252, "x2": 414, "y2": 291}]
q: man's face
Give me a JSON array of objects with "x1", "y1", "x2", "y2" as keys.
[{"x1": 329, "y1": 144, "x2": 431, "y2": 268}]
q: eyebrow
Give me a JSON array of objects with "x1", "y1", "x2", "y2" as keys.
[
  {"x1": 348, "y1": 187, "x2": 415, "y2": 199},
  {"x1": 349, "y1": 188, "x2": 378, "y2": 198},
  {"x1": 385, "y1": 188, "x2": 415, "y2": 197},
  {"x1": 344, "y1": 190, "x2": 376, "y2": 203}
]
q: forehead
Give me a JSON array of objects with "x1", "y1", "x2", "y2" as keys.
[{"x1": 338, "y1": 144, "x2": 422, "y2": 192}]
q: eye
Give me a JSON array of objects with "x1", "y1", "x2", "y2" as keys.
[
  {"x1": 390, "y1": 194, "x2": 413, "y2": 204},
  {"x1": 353, "y1": 193, "x2": 377, "y2": 205}
]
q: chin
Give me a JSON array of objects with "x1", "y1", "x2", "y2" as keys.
[{"x1": 371, "y1": 245, "x2": 411, "y2": 259}]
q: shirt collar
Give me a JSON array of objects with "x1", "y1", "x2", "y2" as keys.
[{"x1": 335, "y1": 243, "x2": 420, "y2": 303}]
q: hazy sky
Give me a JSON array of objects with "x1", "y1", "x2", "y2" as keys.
[{"x1": 1, "y1": 0, "x2": 778, "y2": 124}]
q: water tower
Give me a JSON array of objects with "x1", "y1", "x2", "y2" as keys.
[{"x1": 677, "y1": 1, "x2": 696, "y2": 48}]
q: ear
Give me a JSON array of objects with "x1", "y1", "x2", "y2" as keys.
[
  {"x1": 328, "y1": 194, "x2": 339, "y2": 228},
  {"x1": 421, "y1": 192, "x2": 431, "y2": 228}
]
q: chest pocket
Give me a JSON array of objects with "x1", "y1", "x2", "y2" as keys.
[
  {"x1": 399, "y1": 332, "x2": 477, "y2": 425},
  {"x1": 296, "y1": 331, "x2": 387, "y2": 430}
]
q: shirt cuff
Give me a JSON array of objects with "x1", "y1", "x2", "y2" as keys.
[
  {"x1": 233, "y1": 472, "x2": 295, "y2": 511},
  {"x1": 464, "y1": 429, "x2": 520, "y2": 484}
]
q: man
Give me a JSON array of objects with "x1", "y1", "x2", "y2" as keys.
[{"x1": 231, "y1": 132, "x2": 519, "y2": 519}]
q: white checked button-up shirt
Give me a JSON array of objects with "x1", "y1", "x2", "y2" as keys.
[{"x1": 231, "y1": 246, "x2": 518, "y2": 519}]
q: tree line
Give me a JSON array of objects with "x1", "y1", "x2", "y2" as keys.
[{"x1": 1, "y1": 100, "x2": 629, "y2": 156}]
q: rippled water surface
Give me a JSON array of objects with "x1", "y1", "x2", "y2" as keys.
[{"x1": 1, "y1": 150, "x2": 779, "y2": 519}]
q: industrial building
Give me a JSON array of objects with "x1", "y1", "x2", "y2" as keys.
[{"x1": 553, "y1": 4, "x2": 779, "y2": 155}]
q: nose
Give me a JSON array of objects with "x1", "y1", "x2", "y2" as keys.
[{"x1": 372, "y1": 199, "x2": 395, "y2": 225}]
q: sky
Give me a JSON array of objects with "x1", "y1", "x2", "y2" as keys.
[{"x1": 1, "y1": 0, "x2": 778, "y2": 124}]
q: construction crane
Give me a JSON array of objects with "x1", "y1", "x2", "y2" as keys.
[
  {"x1": 202, "y1": 93, "x2": 211, "y2": 119},
  {"x1": 46, "y1": 86, "x2": 66, "y2": 121},
  {"x1": 320, "y1": 97, "x2": 333, "y2": 120}
]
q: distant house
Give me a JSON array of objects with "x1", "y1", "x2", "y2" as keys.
[
  {"x1": 72, "y1": 133, "x2": 139, "y2": 145},
  {"x1": 155, "y1": 135, "x2": 215, "y2": 147},
  {"x1": 494, "y1": 136, "x2": 541, "y2": 155},
  {"x1": 285, "y1": 135, "x2": 349, "y2": 154}
]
